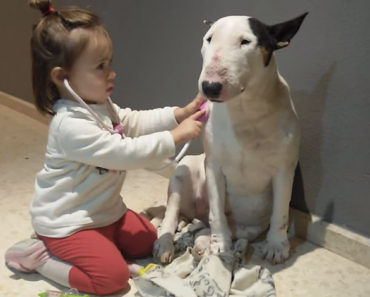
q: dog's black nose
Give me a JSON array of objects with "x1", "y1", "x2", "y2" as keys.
[{"x1": 202, "y1": 81, "x2": 222, "y2": 98}]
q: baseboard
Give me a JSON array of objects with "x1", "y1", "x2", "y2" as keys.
[
  {"x1": 289, "y1": 208, "x2": 370, "y2": 269},
  {"x1": 0, "y1": 91, "x2": 50, "y2": 124}
]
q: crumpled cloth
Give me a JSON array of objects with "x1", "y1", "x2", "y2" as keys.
[{"x1": 134, "y1": 221, "x2": 275, "y2": 297}]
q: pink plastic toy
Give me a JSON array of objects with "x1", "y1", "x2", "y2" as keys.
[
  {"x1": 197, "y1": 101, "x2": 209, "y2": 123},
  {"x1": 113, "y1": 124, "x2": 124, "y2": 137}
]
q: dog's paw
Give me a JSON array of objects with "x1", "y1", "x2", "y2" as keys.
[
  {"x1": 262, "y1": 234, "x2": 290, "y2": 264},
  {"x1": 192, "y1": 228, "x2": 211, "y2": 261},
  {"x1": 233, "y1": 238, "x2": 248, "y2": 256},
  {"x1": 153, "y1": 233, "x2": 175, "y2": 264}
]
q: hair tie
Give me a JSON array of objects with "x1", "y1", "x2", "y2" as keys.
[{"x1": 42, "y1": 6, "x2": 55, "y2": 16}]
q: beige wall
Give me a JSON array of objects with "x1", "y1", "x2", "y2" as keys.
[{"x1": 0, "y1": 1, "x2": 39, "y2": 104}]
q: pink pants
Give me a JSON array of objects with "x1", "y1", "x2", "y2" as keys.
[{"x1": 38, "y1": 209, "x2": 157, "y2": 295}]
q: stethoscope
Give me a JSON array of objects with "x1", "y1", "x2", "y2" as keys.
[{"x1": 63, "y1": 78, "x2": 209, "y2": 171}]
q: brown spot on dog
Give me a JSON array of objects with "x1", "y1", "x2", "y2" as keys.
[{"x1": 260, "y1": 47, "x2": 271, "y2": 66}]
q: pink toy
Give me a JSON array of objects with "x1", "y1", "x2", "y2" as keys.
[
  {"x1": 113, "y1": 124, "x2": 124, "y2": 137},
  {"x1": 197, "y1": 101, "x2": 209, "y2": 123}
]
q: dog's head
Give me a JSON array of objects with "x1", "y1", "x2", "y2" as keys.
[{"x1": 198, "y1": 13, "x2": 308, "y2": 102}]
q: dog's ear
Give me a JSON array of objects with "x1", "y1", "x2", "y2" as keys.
[
  {"x1": 249, "y1": 12, "x2": 308, "y2": 67},
  {"x1": 268, "y1": 12, "x2": 308, "y2": 50},
  {"x1": 203, "y1": 20, "x2": 214, "y2": 27}
]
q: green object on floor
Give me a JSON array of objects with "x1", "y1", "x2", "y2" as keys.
[
  {"x1": 137, "y1": 263, "x2": 159, "y2": 276},
  {"x1": 38, "y1": 290, "x2": 90, "y2": 297}
]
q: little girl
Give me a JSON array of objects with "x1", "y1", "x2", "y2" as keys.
[{"x1": 5, "y1": 0, "x2": 205, "y2": 295}]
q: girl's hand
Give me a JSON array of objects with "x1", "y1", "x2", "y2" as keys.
[
  {"x1": 174, "y1": 94, "x2": 205, "y2": 123},
  {"x1": 170, "y1": 109, "x2": 206, "y2": 146}
]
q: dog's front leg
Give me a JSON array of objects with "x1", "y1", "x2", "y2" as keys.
[
  {"x1": 263, "y1": 166, "x2": 295, "y2": 264},
  {"x1": 153, "y1": 189, "x2": 181, "y2": 264},
  {"x1": 206, "y1": 161, "x2": 232, "y2": 254}
]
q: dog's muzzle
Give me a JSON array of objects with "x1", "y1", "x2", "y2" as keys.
[{"x1": 202, "y1": 81, "x2": 223, "y2": 99}]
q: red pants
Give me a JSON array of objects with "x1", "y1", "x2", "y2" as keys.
[{"x1": 38, "y1": 210, "x2": 157, "y2": 295}]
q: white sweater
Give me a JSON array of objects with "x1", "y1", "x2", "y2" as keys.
[{"x1": 30, "y1": 99, "x2": 177, "y2": 237}]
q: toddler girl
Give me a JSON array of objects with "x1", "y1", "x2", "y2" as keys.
[{"x1": 5, "y1": 0, "x2": 205, "y2": 295}]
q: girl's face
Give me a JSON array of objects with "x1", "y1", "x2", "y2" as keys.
[{"x1": 66, "y1": 30, "x2": 115, "y2": 104}]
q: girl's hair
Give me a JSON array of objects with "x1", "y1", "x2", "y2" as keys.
[{"x1": 29, "y1": 0, "x2": 110, "y2": 115}]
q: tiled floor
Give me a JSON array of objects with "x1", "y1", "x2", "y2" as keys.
[{"x1": 1, "y1": 103, "x2": 370, "y2": 296}]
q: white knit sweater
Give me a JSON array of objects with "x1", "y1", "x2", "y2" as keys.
[{"x1": 30, "y1": 99, "x2": 177, "y2": 237}]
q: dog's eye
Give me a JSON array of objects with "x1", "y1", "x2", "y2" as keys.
[
  {"x1": 241, "y1": 39, "x2": 250, "y2": 45},
  {"x1": 206, "y1": 36, "x2": 212, "y2": 43}
]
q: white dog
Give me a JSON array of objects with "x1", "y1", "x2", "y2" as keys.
[{"x1": 154, "y1": 13, "x2": 307, "y2": 264}]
